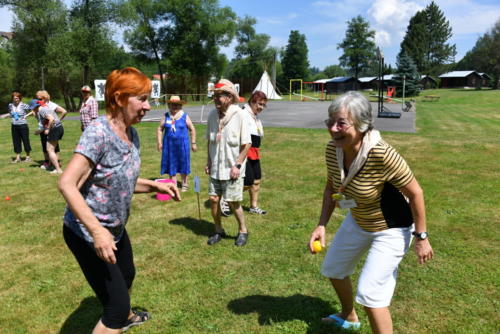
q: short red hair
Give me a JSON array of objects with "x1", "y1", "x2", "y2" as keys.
[
  {"x1": 11, "y1": 91, "x2": 23, "y2": 100},
  {"x1": 105, "y1": 67, "x2": 152, "y2": 115},
  {"x1": 249, "y1": 90, "x2": 267, "y2": 105}
]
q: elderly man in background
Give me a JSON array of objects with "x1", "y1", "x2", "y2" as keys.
[
  {"x1": 205, "y1": 79, "x2": 251, "y2": 247},
  {"x1": 79, "y1": 85, "x2": 99, "y2": 131}
]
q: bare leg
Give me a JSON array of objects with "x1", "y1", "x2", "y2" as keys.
[
  {"x1": 364, "y1": 306, "x2": 393, "y2": 334},
  {"x1": 228, "y1": 201, "x2": 247, "y2": 233},
  {"x1": 249, "y1": 180, "x2": 261, "y2": 208},
  {"x1": 322, "y1": 277, "x2": 359, "y2": 323},
  {"x1": 92, "y1": 319, "x2": 122, "y2": 334},
  {"x1": 181, "y1": 174, "x2": 188, "y2": 187},
  {"x1": 209, "y1": 195, "x2": 224, "y2": 233},
  {"x1": 47, "y1": 141, "x2": 63, "y2": 173},
  {"x1": 169, "y1": 174, "x2": 177, "y2": 184}
]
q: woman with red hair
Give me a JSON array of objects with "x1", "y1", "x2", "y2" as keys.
[
  {"x1": 58, "y1": 67, "x2": 180, "y2": 334},
  {"x1": 7, "y1": 91, "x2": 32, "y2": 163},
  {"x1": 243, "y1": 90, "x2": 268, "y2": 214}
]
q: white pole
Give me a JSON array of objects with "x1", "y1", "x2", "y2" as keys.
[
  {"x1": 200, "y1": 105, "x2": 205, "y2": 123},
  {"x1": 402, "y1": 75, "x2": 406, "y2": 110}
]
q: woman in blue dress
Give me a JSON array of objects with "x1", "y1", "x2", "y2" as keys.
[{"x1": 157, "y1": 96, "x2": 197, "y2": 192}]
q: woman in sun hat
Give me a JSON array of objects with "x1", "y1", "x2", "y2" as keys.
[
  {"x1": 79, "y1": 85, "x2": 99, "y2": 131},
  {"x1": 157, "y1": 95, "x2": 197, "y2": 191},
  {"x1": 308, "y1": 91, "x2": 433, "y2": 333}
]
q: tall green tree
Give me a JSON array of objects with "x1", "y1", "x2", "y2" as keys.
[
  {"x1": 457, "y1": 18, "x2": 500, "y2": 89},
  {"x1": 393, "y1": 52, "x2": 421, "y2": 97},
  {"x1": 113, "y1": 0, "x2": 169, "y2": 94},
  {"x1": 1, "y1": 0, "x2": 69, "y2": 98},
  {"x1": 323, "y1": 64, "x2": 346, "y2": 78},
  {"x1": 225, "y1": 15, "x2": 275, "y2": 93},
  {"x1": 399, "y1": 1, "x2": 456, "y2": 75},
  {"x1": 161, "y1": 0, "x2": 237, "y2": 96},
  {"x1": 0, "y1": 42, "x2": 15, "y2": 109},
  {"x1": 337, "y1": 16, "x2": 376, "y2": 79},
  {"x1": 281, "y1": 30, "x2": 309, "y2": 88},
  {"x1": 70, "y1": 0, "x2": 114, "y2": 85}
]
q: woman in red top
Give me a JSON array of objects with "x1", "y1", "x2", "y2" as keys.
[{"x1": 243, "y1": 90, "x2": 267, "y2": 214}]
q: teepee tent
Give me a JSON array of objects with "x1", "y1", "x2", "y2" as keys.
[{"x1": 253, "y1": 71, "x2": 282, "y2": 99}]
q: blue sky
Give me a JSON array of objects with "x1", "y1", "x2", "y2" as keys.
[{"x1": 1, "y1": 0, "x2": 499, "y2": 70}]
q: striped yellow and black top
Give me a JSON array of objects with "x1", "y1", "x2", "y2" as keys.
[{"x1": 326, "y1": 139, "x2": 414, "y2": 232}]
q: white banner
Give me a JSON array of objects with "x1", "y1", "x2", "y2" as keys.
[
  {"x1": 94, "y1": 80, "x2": 106, "y2": 101},
  {"x1": 151, "y1": 80, "x2": 161, "y2": 98}
]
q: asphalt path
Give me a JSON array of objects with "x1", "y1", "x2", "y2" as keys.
[{"x1": 66, "y1": 100, "x2": 415, "y2": 133}]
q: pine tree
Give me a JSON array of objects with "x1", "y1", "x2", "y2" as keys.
[
  {"x1": 337, "y1": 15, "x2": 376, "y2": 78},
  {"x1": 280, "y1": 30, "x2": 310, "y2": 86},
  {"x1": 393, "y1": 52, "x2": 421, "y2": 97},
  {"x1": 457, "y1": 19, "x2": 500, "y2": 89},
  {"x1": 399, "y1": 1, "x2": 456, "y2": 75}
]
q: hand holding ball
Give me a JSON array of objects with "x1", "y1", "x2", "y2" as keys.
[{"x1": 312, "y1": 240, "x2": 323, "y2": 253}]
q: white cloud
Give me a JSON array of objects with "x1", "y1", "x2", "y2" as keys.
[
  {"x1": 438, "y1": 0, "x2": 500, "y2": 35},
  {"x1": 368, "y1": 0, "x2": 423, "y2": 47},
  {"x1": 311, "y1": 0, "x2": 366, "y2": 19},
  {"x1": 375, "y1": 29, "x2": 392, "y2": 46},
  {"x1": 259, "y1": 12, "x2": 298, "y2": 25}
]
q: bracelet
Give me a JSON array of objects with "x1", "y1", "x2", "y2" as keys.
[{"x1": 191, "y1": 142, "x2": 196, "y2": 145}]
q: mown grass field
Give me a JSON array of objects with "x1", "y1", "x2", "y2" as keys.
[{"x1": 0, "y1": 89, "x2": 498, "y2": 334}]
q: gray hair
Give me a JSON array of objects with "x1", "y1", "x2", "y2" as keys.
[{"x1": 328, "y1": 91, "x2": 373, "y2": 133}]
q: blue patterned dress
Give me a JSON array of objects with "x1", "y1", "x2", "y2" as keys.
[{"x1": 160, "y1": 112, "x2": 191, "y2": 176}]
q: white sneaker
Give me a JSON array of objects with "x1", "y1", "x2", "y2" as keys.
[
  {"x1": 249, "y1": 207, "x2": 267, "y2": 215},
  {"x1": 219, "y1": 198, "x2": 232, "y2": 217}
]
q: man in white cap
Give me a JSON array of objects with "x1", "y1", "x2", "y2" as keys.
[
  {"x1": 79, "y1": 85, "x2": 98, "y2": 131},
  {"x1": 205, "y1": 79, "x2": 251, "y2": 246}
]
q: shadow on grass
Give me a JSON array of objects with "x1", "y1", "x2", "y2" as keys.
[
  {"x1": 59, "y1": 297, "x2": 101, "y2": 334},
  {"x1": 228, "y1": 293, "x2": 344, "y2": 333},
  {"x1": 169, "y1": 216, "x2": 214, "y2": 237}
]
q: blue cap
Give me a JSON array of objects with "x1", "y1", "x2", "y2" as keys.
[{"x1": 28, "y1": 99, "x2": 43, "y2": 110}]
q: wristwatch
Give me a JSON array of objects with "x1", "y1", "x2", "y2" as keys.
[
  {"x1": 234, "y1": 164, "x2": 242, "y2": 169},
  {"x1": 412, "y1": 231, "x2": 428, "y2": 240}
]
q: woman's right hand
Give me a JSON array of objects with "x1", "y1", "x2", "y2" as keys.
[
  {"x1": 309, "y1": 225, "x2": 326, "y2": 254},
  {"x1": 157, "y1": 143, "x2": 162, "y2": 152},
  {"x1": 92, "y1": 227, "x2": 117, "y2": 264}
]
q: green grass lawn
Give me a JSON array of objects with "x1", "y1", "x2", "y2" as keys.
[{"x1": 0, "y1": 89, "x2": 499, "y2": 333}]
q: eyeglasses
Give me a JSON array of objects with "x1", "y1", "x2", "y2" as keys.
[
  {"x1": 324, "y1": 118, "x2": 353, "y2": 130},
  {"x1": 255, "y1": 102, "x2": 267, "y2": 108}
]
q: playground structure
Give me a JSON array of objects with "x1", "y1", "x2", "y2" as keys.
[{"x1": 289, "y1": 79, "x2": 326, "y2": 101}]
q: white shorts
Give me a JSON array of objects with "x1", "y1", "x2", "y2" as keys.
[
  {"x1": 321, "y1": 212, "x2": 413, "y2": 308},
  {"x1": 208, "y1": 177, "x2": 244, "y2": 202}
]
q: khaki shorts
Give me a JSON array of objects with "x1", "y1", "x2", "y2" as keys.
[{"x1": 208, "y1": 177, "x2": 244, "y2": 202}]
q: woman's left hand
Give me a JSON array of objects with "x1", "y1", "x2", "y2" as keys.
[
  {"x1": 157, "y1": 182, "x2": 181, "y2": 201},
  {"x1": 414, "y1": 239, "x2": 434, "y2": 264}
]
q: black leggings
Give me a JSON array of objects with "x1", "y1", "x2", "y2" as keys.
[
  {"x1": 11, "y1": 124, "x2": 31, "y2": 154},
  {"x1": 40, "y1": 132, "x2": 60, "y2": 154},
  {"x1": 63, "y1": 225, "x2": 135, "y2": 329}
]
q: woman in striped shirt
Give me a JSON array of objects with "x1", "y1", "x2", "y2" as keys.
[{"x1": 309, "y1": 91, "x2": 433, "y2": 333}]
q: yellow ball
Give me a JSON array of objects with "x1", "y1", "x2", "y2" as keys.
[
  {"x1": 312, "y1": 240, "x2": 323, "y2": 253},
  {"x1": 332, "y1": 193, "x2": 343, "y2": 201}
]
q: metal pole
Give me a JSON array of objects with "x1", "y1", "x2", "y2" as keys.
[
  {"x1": 402, "y1": 75, "x2": 406, "y2": 110},
  {"x1": 41, "y1": 67, "x2": 45, "y2": 90}
]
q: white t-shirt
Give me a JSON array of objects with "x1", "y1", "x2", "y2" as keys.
[
  {"x1": 206, "y1": 104, "x2": 251, "y2": 180},
  {"x1": 37, "y1": 101, "x2": 59, "y2": 129}
]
